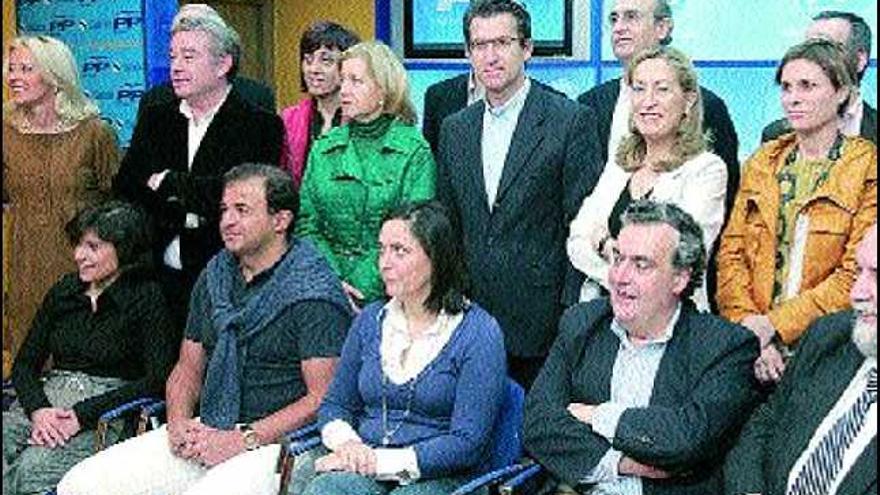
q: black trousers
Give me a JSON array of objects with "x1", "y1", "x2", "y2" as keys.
[
  {"x1": 508, "y1": 354, "x2": 547, "y2": 392},
  {"x1": 157, "y1": 265, "x2": 199, "y2": 342}
]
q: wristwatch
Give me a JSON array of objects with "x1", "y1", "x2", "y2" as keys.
[{"x1": 239, "y1": 424, "x2": 261, "y2": 451}]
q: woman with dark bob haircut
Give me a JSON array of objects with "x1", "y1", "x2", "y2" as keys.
[
  {"x1": 3, "y1": 201, "x2": 178, "y2": 495},
  {"x1": 279, "y1": 21, "x2": 360, "y2": 188},
  {"x1": 298, "y1": 199, "x2": 508, "y2": 495}
]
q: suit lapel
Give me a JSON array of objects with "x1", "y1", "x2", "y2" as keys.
[
  {"x1": 841, "y1": 436, "x2": 877, "y2": 495},
  {"x1": 778, "y1": 346, "x2": 866, "y2": 492},
  {"x1": 190, "y1": 92, "x2": 236, "y2": 174},
  {"x1": 461, "y1": 101, "x2": 491, "y2": 214},
  {"x1": 168, "y1": 111, "x2": 189, "y2": 172},
  {"x1": 860, "y1": 103, "x2": 877, "y2": 143},
  {"x1": 495, "y1": 87, "x2": 546, "y2": 204}
]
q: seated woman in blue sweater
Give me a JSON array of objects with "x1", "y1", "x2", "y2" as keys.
[{"x1": 300, "y1": 200, "x2": 507, "y2": 495}]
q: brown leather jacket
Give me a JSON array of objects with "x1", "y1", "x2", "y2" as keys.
[{"x1": 716, "y1": 133, "x2": 877, "y2": 344}]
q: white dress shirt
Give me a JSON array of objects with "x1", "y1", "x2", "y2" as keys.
[
  {"x1": 161, "y1": 85, "x2": 231, "y2": 270},
  {"x1": 481, "y1": 78, "x2": 531, "y2": 209},
  {"x1": 581, "y1": 306, "x2": 682, "y2": 495}
]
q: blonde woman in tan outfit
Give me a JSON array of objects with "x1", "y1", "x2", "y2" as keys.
[{"x1": 3, "y1": 35, "x2": 119, "y2": 372}]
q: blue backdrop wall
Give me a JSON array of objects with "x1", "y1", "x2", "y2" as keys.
[{"x1": 381, "y1": 0, "x2": 878, "y2": 161}]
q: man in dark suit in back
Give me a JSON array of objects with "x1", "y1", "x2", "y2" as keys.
[
  {"x1": 762, "y1": 11, "x2": 877, "y2": 145},
  {"x1": 725, "y1": 224, "x2": 877, "y2": 495},
  {"x1": 524, "y1": 201, "x2": 761, "y2": 494},
  {"x1": 422, "y1": 71, "x2": 483, "y2": 156},
  {"x1": 437, "y1": 0, "x2": 601, "y2": 390},
  {"x1": 114, "y1": 5, "x2": 283, "y2": 328}
]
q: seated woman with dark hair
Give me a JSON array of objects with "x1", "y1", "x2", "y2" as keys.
[
  {"x1": 2, "y1": 201, "x2": 179, "y2": 495},
  {"x1": 299, "y1": 200, "x2": 506, "y2": 495}
]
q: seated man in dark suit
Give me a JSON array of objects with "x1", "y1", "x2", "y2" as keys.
[
  {"x1": 524, "y1": 201, "x2": 761, "y2": 494},
  {"x1": 725, "y1": 224, "x2": 877, "y2": 495},
  {"x1": 762, "y1": 11, "x2": 877, "y2": 145},
  {"x1": 113, "y1": 4, "x2": 283, "y2": 329}
]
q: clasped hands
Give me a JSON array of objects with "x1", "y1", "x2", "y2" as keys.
[
  {"x1": 29, "y1": 407, "x2": 81, "y2": 448},
  {"x1": 167, "y1": 418, "x2": 245, "y2": 467},
  {"x1": 567, "y1": 403, "x2": 670, "y2": 480},
  {"x1": 315, "y1": 440, "x2": 377, "y2": 476},
  {"x1": 741, "y1": 314, "x2": 785, "y2": 384}
]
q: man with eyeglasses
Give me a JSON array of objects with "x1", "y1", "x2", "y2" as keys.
[
  {"x1": 421, "y1": 2, "x2": 564, "y2": 157},
  {"x1": 577, "y1": 0, "x2": 739, "y2": 313},
  {"x1": 436, "y1": 0, "x2": 602, "y2": 391}
]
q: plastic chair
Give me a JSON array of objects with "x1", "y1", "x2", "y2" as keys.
[
  {"x1": 44, "y1": 398, "x2": 167, "y2": 494},
  {"x1": 276, "y1": 378, "x2": 528, "y2": 495},
  {"x1": 94, "y1": 397, "x2": 165, "y2": 451}
]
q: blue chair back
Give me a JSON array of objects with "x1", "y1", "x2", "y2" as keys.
[{"x1": 486, "y1": 378, "x2": 525, "y2": 470}]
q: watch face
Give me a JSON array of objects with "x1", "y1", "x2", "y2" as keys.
[{"x1": 243, "y1": 428, "x2": 260, "y2": 450}]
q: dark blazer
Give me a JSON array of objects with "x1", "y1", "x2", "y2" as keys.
[
  {"x1": 114, "y1": 86, "x2": 284, "y2": 279},
  {"x1": 422, "y1": 73, "x2": 567, "y2": 155},
  {"x1": 761, "y1": 100, "x2": 878, "y2": 145},
  {"x1": 436, "y1": 83, "x2": 602, "y2": 358},
  {"x1": 137, "y1": 76, "x2": 277, "y2": 120},
  {"x1": 725, "y1": 311, "x2": 877, "y2": 495},
  {"x1": 577, "y1": 78, "x2": 740, "y2": 216},
  {"x1": 523, "y1": 299, "x2": 761, "y2": 494},
  {"x1": 422, "y1": 73, "x2": 470, "y2": 156}
]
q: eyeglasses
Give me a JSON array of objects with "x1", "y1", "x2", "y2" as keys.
[
  {"x1": 607, "y1": 9, "x2": 651, "y2": 27},
  {"x1": 468, "y1": 36, "x2": 522, "y2": 54}
]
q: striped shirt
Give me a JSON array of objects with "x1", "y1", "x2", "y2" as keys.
[{"x1": 582, "y1": 305, "x2": 682, "y2": 494}]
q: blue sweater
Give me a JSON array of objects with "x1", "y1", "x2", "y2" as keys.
[{"x1": 318, "y1": 301, "x2": 507, "y2": 479}]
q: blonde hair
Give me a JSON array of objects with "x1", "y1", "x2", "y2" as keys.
[
  {"x1": 340, "y1": 41, "x2": 417, "y2": 125},
  {"x1": 4, "y1": 35, "x2": 100, "y2": 130},
  {"x1": 615, "y1": 46, "x2": 707, "y2": 173}
]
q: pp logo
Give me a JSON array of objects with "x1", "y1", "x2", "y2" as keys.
[
  {"x1": 113, "y1": 11, "x2": 143, "y2": 31},
  {"x1": 49, "y1": 16, "x2": 88, "y2": 33},
  {"x1": 83, "y1": 56, "x2": 122, "y2": 75}
]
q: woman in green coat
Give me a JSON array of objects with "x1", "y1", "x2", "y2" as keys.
[{"x1": 296, "y1": 41, "x2": 436, "y2": 306}]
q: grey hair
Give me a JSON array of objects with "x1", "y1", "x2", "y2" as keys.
[
  {"x1": 653, "y1": 0, "x2": 673, "y2": 46},
  {"x1": 812, "y1": 10, "x2": 872, "y2": 82},
  {"x1": 621, "y1": 200, "x2": 705, "y2": 298},
  {"x1": 171, "y1": 4, "x2": 242, "y2": 79}
]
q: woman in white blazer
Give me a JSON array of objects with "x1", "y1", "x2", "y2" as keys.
[{"x1": 568, "y1": 46, "x2": 727, "y2": 310}]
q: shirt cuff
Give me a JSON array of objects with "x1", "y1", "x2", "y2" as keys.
[
  {"x1": 581, "y1": 448, "x2": 622, "y2": 484},
  {"x1": 374, "y1": 447, "x2": 421, "y2": 484},
  {"x1": 148, "y1": 169, "x2": 170, "y2": 191},
  {"x1": 592, "y1": 402, "x2": 628, "y2": 441},
  {"x1": 321, "y1": 420, "x2": 362, "y2": 451}
]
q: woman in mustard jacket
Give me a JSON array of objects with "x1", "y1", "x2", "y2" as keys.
[
  {"x1": 295, "y1": 41, "x2": 435, "y2": 307},
  {"x1": 716, "y1": 38, "x2": 876, "y2": 384}
]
